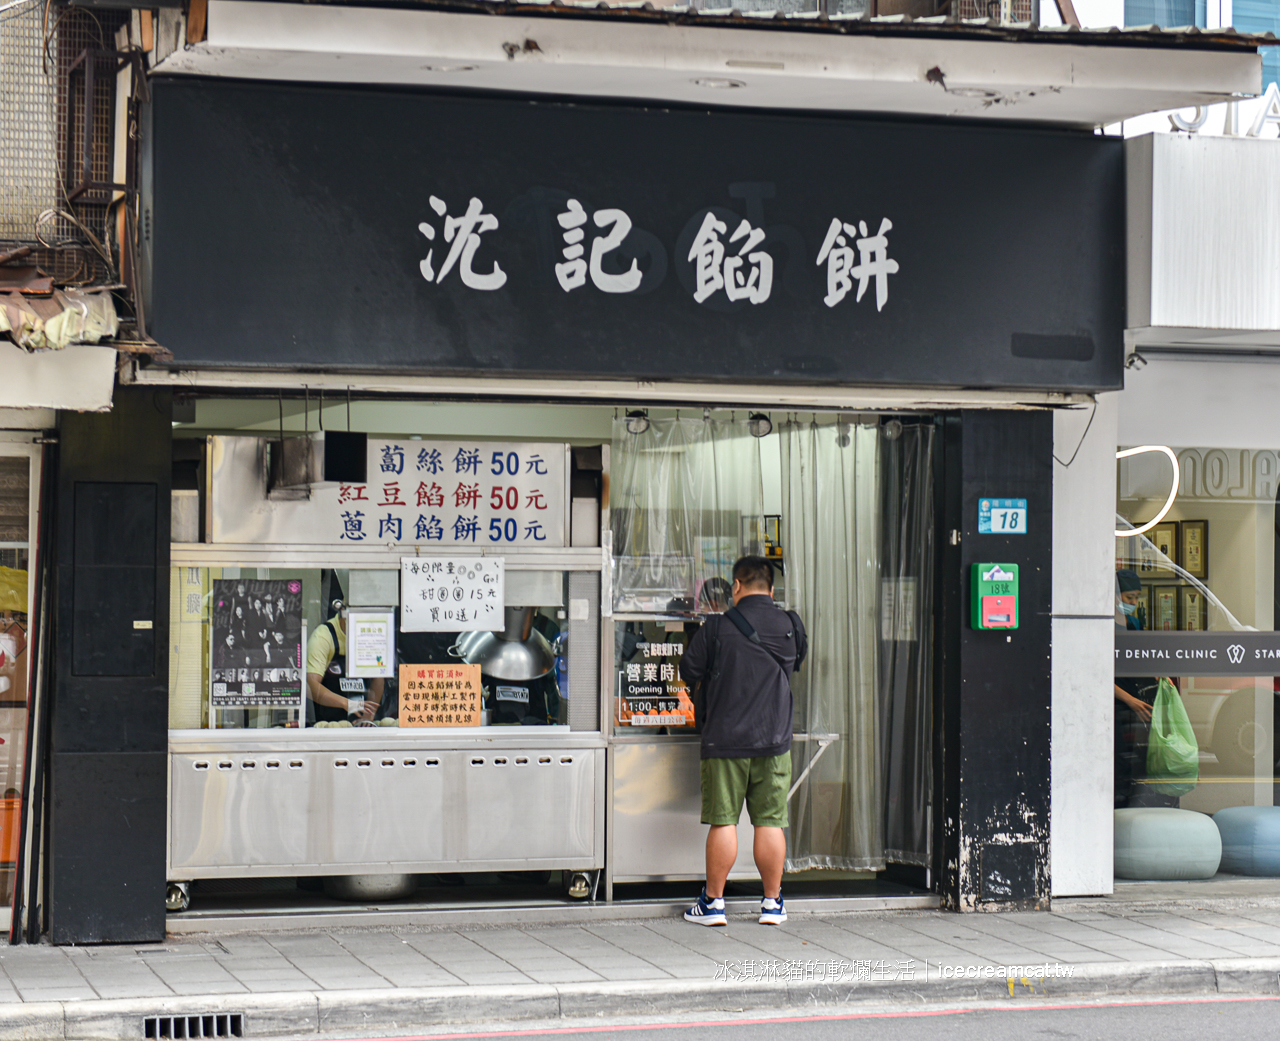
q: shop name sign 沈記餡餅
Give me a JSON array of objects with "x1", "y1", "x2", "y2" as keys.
[
  {"x1": 1115, "y1": 630, "x2": 1280, "y2": 676},
  {"x1": 420, "y1": 197, "x2": 899, "y2": 314},
  {"x1": 149, "y1": 81, "x2": 1125, "y2": 392}
]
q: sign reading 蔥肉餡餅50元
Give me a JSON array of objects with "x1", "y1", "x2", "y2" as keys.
[{"x1": 150, "y1": 80, "x2": 1124, "y2": 393}]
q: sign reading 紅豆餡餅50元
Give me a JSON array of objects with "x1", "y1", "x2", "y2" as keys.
[
  {"x1": 150, "y1": 80, "x2": 1124, "y2": 393},
  {"x1": 1116, "y1": 630, "x2": 1280, "y2": 676}
]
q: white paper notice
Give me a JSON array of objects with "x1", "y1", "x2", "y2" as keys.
[
  {"x1": 348, "y1": 610, "x2": 396, "y2": 678},
  {"x1": 400, "y1": 557, "x2": 505, "y2": 632}
]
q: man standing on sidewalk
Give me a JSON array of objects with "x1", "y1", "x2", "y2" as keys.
[{"x1": 678, "y1": 556, "x2": 807, "y2": 927}]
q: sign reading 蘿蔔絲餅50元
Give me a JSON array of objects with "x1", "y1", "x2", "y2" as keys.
[
  {"x1": 150, "y1": 80, "x2": 1125, "y2": 393},
  {"x1": 337, "y1": 440, "x2": 565, "y2": 548},
  {"x1": 400, "y1": 556, "x2": 505, "y2": 632}
]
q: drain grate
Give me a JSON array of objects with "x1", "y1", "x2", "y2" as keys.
[{"x1": 144, "y1": 1013, "x2": 243, "y2": 1039}]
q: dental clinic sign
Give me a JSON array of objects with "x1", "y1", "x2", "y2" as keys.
[{"x1": 1116, "y1": 630, "x2": 1280, "y2": 676}]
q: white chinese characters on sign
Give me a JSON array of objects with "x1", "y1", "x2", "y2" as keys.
[
  {"x1": 334, "y1": 440, "x2": 565, "y2": 547},
  {"x1": 415, "y1": 199, "x2": 901, "y2": 311},
  {"x1": 687, "y1": 213, "x2": 773, "y2": 305},
  {"x1": 815, "y1": 217, "x2": 900, "y2": 311},
  {"x1": 400, "y1": 557, "x2": 505, "y2": 633},
  {"x1": 554, "y1": 200, "x2": 643, "y2": 294},
  {"x1": 418, "y1": 196, "x2": 507, "y2": 291}
]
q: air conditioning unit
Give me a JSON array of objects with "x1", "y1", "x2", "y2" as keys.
[{"x1": 268, "y1": 430, "x2": 366, "y2": 496}]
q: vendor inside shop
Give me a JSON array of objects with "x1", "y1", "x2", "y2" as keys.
[{"x1": 305, "y1": 601, "x2": 383, "y2": 723}]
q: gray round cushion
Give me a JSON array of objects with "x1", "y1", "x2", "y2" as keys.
[
  {"x1": 1214, "y1": 807, "x2": 1280, "y2": 877},
  {"x1": 1114, "y1": 808, "x2": 1222, "y2": 880}
]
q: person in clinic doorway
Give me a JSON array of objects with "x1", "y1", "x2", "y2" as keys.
[
  {"x1": 679, "y1": 556, "x2": 806, "y2": 927},
  {"x1": 305, "y1": 602, "x2": 383, "y2": 724},
  {"x1": 1114, "y1": 568, "x2": 1178, "y2": 808}
]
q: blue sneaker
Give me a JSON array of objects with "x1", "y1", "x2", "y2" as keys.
[
  {"x1": 683, "y1": 888, "x2": 727, "y2": 926},
  {"x1": 759, "y1": 894, "x2": 787, "y2": 925}
]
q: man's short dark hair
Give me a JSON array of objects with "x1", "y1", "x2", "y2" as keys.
[{"x1": 733, "y1": 555, "x2": 774, "y2": 590}]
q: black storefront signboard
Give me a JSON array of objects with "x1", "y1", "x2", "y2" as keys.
[
  {"x1": 149, "y1": 79, "x2": 1124, "y2": 391},
  {"x1": 1116, "y1": 630, "x2": 1280, "y2": 677}
]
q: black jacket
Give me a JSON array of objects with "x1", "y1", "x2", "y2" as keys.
[{"x1": 679, "y1": 594, "x2": 807, "y2": 760}]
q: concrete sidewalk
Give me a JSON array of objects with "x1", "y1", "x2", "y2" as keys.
[{"x1": 4, "y1": 885, "x2": 1280, "y2": 1040}]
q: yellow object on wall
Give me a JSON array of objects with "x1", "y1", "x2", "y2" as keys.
[{"x1": 0, "y1": 568, "x2": 27, "y2": 615}]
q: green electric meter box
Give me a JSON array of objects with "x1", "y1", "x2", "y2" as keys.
[{"x1": 971, "y1": 562, "x2": 1019, "y2": 630}]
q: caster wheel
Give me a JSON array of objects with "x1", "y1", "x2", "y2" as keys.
[
  {"x1": 166, "y1": 882, "x2": 191, "y2": 913},
  {"x1": 565, "y1": 871, "x2": 596, "y2": 900}
]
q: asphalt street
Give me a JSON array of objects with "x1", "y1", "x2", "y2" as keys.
[{"x1": 276, "y1": 995, "x2": 1280, "y2": 1041}]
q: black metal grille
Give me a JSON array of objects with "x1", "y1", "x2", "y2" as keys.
[
  {"x1": 50, "y1": 3, "x2": 128, "y2": 283},
  {"x1": 143, "y1": 1014, "x2": 244, "y2": 1039}
]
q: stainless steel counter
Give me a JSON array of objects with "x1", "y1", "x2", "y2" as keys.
[{"x1": 168, "y1": 729, "x2": 605, "y2": 879}]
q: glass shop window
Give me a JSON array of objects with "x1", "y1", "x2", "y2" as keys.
[
  {"x1": 610, "y1": 412, "x2": 939, "y2": 875},
  {"x1": 1114, "y1": 446, "x2": 1278, "y2": 881},
  {"x1": 0, "y1": 454, "x2": 33, "y2": 917},
  {"x1": 169, "y1": 566, "x2": 574, "y2": 730}
]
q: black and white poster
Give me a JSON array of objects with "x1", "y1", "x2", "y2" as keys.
[{"x1": 210, "y1": 578, "x2": 304, "y2": 707}]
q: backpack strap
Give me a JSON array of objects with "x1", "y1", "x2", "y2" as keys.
[
  {"x1": 724, "y1": 606, "x2": 798, "y2": 675},
  {"x1": 724, "y1": 606, "x2": 762, "y2": 645}
]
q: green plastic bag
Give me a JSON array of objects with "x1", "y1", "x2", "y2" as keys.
[{"x1": 1146, "y1": 677, "x2": 1199, "y2": 796}]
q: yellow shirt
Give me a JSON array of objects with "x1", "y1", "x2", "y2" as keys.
[{"x1": 305, "y1": 616, "x2": 346, "y2": 675}]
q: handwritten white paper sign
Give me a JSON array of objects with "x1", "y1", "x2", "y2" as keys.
[{"x1": 400, "y1": 557, "x2": 505, "y2": 632}]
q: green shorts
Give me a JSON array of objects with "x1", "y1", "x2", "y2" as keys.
[{"x1": 700, "y1": 753, "x2": 791, "y2": 828}]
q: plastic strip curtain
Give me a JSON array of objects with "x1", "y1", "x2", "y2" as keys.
[
  {"x1": 781, "y1": 417, "x2": 884, "y2": 871},
  {"x1": 610, "y1": 416, "x2": 763, "y2": 613},
  {"x1": 879, "y1": 423, "x2": 935, "y2": 867}
]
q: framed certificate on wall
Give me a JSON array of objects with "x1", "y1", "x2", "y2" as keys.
[
  {"x1": 1180, "y1": 520, "x2": 1208, "y2": 580},
  {"x1": 1149, "y1": 521, "x2": 1179, "y2": 579},
  {"x1": 1180, "y1": 587, "x2": 1208, "y2": 631},
  {"x1": 1151, "y1": 585, "x2": 1180, "y2": 632}
]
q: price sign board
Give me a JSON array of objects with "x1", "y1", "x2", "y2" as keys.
[
  {"x1": 400, "y1": 556, "x2": 504, "y2": 632},
  {"x1": 399, "y1": 664, "x2": 482, "y2": 726}
]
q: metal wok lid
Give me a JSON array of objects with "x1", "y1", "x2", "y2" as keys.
[{"x1": 450, "y1": 606, "x2": 554, "y2": 682}]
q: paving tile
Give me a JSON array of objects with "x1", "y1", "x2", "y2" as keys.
[
  {"x1": 12, "y1": 987, "x2": 99, "y2": 1001},
  {"x1": 522, "y1": 968, "x2": 605, "y2": 984},
  {"x1": 301, "y1": 977, "x2": 395, "y2": 991},
  {"x1": 236, "y1": 978, "x2": 319, "y2": 993},
  {"x1": 163, "y1": 981, "x2": 251, "y2": 996},
  {"x1": 426, "y1": 970, "x2": 533, "y2": 986},
  {"x1": 371, "y1": 968, "x2": 466, "y2": 988}
]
